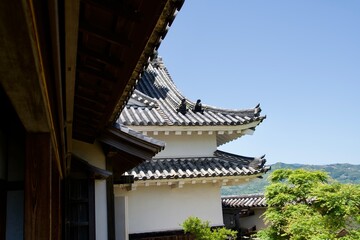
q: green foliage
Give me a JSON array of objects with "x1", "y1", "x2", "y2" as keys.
[
  {"x1": 256, "y1": 169, "x2": 360, "y2": 240},
  {"x1": 181, "y1": 216, "x2": 237, "y2": 240},
  {"x1": 221, "y1": 163, "x2": 360, "y2": 195}
]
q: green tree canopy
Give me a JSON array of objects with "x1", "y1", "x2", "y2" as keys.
[
  {"x1": 257, "y1": 169, "x2": 360, "y2": 240},
  {"x1": 182, "y1": 216, "x2": 237, "y2": 240}
]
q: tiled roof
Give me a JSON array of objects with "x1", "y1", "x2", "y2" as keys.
[
  {"x1": 123, "y1": 150, "x2": 269, "y2": 181},
  {"x1": 118, "y1": 57, "x2": 265, "y2": 127},
  {"x1": 222, "y1": 194, "x2": 267, "y2": 208},
  {"x1": 114, "y1": 123, "x2": 166, "y2": 148}
]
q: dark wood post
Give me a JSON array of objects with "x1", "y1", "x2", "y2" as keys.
[
  {"x1": 24, "y1": 133, "x2": 52, "y2": 240},
  {"x1": 52, "y1": 156, "x2": 62, "y2": 240}
]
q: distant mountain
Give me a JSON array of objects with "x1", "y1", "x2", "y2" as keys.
[{"x1": 221, "y1": 162, "x2": 360, "y2": 196}]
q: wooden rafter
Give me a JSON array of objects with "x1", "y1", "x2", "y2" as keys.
[
  {"x1": 82, "y1": 0, "x2": 142, "y2": 21},
  {"x1": 78, "y1": 47, "x2": 124, "y2": 68},
  {"x1": 79, "y1": 21, "x2": 132, "y2": 47}
]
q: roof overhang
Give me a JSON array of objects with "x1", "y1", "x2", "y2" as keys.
[
  {"x1": 71, "y1": 0, "x2": 184, "y2": 143},
  {"x1": 115, "y1": 174, "x2": 263, "y2": 191},
  {"x1": 0, "y1": 0, "x2": 183, "y2": 177},
  {"x1": 99, "y1": 127, "x2": 165, "y2": 177},
  {"x1": 127, "y1": 120, "x2": 263, "y2": 146}
]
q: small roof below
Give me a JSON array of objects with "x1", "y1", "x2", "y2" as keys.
[
  {"x1": 222, "y1": 194, "x2": 267, "y2": 208},
  {"x1": 123, "y1": 150, "x2": 269, "y2": 181}
]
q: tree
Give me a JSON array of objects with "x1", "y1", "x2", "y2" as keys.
[
  {"x1": 257, "y1": 169, "x2": 360, "y2": 240},
  {"x1": 182, "y1": 216, "x2": 237, "y2": 240}
]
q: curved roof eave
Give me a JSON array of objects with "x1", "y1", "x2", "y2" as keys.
[
  {"x1": 118, "y1": 58, "x2": 266, "y2": 131},
  {"x1": 121, "y1": 150, "x2": 269, "y2": 181}
]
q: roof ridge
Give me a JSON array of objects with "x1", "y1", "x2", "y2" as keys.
[
  {"x1": 198, "y1": 104, "x2": 260, "y2": 114},
  {"x1": 149, "y1": 62, "x2": 186, "y2": 102},
  {"x1": 222, "y1": 194, "x2": 265, "y2": 199}
]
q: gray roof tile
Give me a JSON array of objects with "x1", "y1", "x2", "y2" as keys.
[
  {"x1": 118, "y1": 58, "x2": 265, "y2": 127},
  {"x1": 123, "y1": 150, "x2": 269, "y2": 181},
  {"x1": 222, "y1": 194, "x2": 267, "y2": 208}
]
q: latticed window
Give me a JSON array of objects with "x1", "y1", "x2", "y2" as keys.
[{"x1": 65, "y1": 177, "x2": 95, "y2": 240}]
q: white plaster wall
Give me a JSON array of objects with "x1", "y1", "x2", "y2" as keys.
[
  {"x1": 95, "y1": 180, "x2": 108, "y2": 240},
  {"x1": 115, "y1": 196, "x2": 129, "y2": 240},
  {"x1": 72, "y1": 139, "x2": 106, "y2": 169},
  {"x1": 148, "y1": 133, "x2": 217, "y2": 158},
  {"x1": 239, "y1": 208, "x2": 267, "y2": 230},
  {"x1": 116, "y1": 183, "x2": 224, "y2": 234},
  {"x1": 72, "y1": 140, "x2": 108, "y2": 240}
]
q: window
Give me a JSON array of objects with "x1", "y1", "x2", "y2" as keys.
[{"x1": 65, "y1": 162, "x2": 96, "y2": 240}]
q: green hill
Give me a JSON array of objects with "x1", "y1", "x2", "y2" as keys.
[{"x1": 221, "y1": 162, "x2": 360, "y2": 196}]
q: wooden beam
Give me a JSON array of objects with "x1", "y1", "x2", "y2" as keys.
[
  {"x1": 51, "y1": 160, "x2": 61, "y2": 240},
  {"x1": 0, "y1": 1, "x2": 49, "y2": 132},
  {"x1": 0, "y1": 0, "x2": 64, "y2": 179},
  {"x1": 24, "y1": 133, "x2": 52, "y2": 240},
  {"x1": 65, "y1": 0, "x2": 81, "y2": 173},
  {"x1": 48, "y1": 0, "x2": 66, "y2": 177}
]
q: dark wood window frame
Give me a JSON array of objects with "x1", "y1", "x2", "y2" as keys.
[
  {"x1": 65, "y1": 177, "x2": 96, "y2": 240},
  {"x1": 65, "y1": 156, "x2": 112, "y2": 240}
]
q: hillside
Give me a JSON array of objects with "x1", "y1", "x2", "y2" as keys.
[{"x1": 221, "y1": 162, "x2": 360, "y2": 196}]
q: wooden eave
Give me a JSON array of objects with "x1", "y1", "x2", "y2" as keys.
[
  {"x1": 99, "y1": 127, "x2": 165, "y2": 160},
  {"x1": 1, "y1": 0, "x2": 184, "y2": 178},
  {"x1": 72, "y1": 0, "x2": 184, "y2": 143},
  {"x1": 0, "y1": 0, "x2": 65, "y2": 178},
  {"x1": 99, "y1": 127, "x2": 165, "y2": 176}
]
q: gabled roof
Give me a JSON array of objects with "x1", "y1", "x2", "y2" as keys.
[
  {"x1": 123, "y1": 150, "x2": 269, "y2": 181},
  {"x1": 222, "y1": 194, "x2": 267, "y2": 208},
  {"x1": 118, "y1": 57, "x2": 265, "y2": 128}
]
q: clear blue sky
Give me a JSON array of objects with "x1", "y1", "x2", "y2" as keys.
[{"x1": 158, "y1": 1, "x2": 360, "y2": 165}]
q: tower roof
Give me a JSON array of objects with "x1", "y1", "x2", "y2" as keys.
[
  {"x1": 118, "y1": 57, "x2": 265, "y2": 127},
  {"x1": 117, "y1": 57, "x2": 265, "y2": 145}
]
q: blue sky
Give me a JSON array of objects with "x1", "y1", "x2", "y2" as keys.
[{"x1": 158, "y1": 0, "x2": 360, "y2": 165}]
